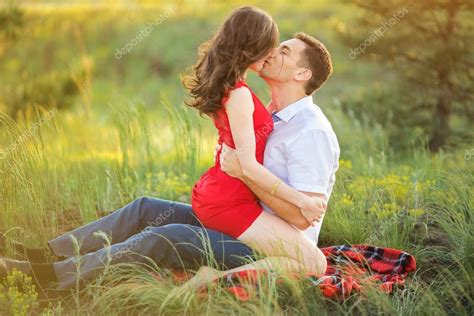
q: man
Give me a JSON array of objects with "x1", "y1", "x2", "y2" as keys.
[
  {"x1": 0, "y1": 32, "x2": 339, "y2": 291},
  {"x1": 220, "y1": 32, "x2": 340, "y2": 244}
]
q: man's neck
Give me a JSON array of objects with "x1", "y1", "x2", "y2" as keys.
[{"x1": 269, "y1": 83, "x2": 308, "y2": 112}]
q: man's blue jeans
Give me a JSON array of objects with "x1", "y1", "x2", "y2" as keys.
[{"x1": 48, "y1": 197, "x2": 254, "y2": 289}]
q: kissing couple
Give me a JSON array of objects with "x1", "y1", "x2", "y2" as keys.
[{"x1": 1, "y1": 6, "x2": 340, "y2": 293}]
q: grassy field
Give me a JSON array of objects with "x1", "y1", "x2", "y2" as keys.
[{"x1": 0, "y1": 1, "x2": 472, "y2": 315}]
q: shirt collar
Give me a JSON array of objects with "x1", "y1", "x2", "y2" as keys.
[{"x1": 272, "y1": 95, "x2": 314, "y2": 123}]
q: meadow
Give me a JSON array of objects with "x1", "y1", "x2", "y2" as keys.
[{"x1": 0, "y1": 1, "x2": 472, "y2": 315}]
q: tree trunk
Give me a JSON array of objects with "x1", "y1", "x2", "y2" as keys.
[{"x1": 429, "y1": 77, "x2": 451, "y2": 152}]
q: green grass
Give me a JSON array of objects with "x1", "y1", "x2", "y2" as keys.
[
  {"x1": 0, "y1": 96, "x2": 472, "y2": 315},
  {"x1": 0, "y1": 1, "x2": 472, "y2": 315}
]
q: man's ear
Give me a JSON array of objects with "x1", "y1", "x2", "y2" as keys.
[{"x1": 294, "y1": 68, "x2": 312, "y2": 82}]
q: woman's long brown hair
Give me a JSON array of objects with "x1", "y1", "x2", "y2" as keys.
[{"x1": 182, "y1": 6, "x2": 279, "y2": 117}]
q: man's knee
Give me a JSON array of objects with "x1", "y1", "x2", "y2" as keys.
[
  {"x1": 143, "y1": 224, "x2": 203, "y2": 246},
  {"x1": 133, "y1": 197, "x2": 198, "y2": 227},
  {"x1": 132, "y1": 196, "x2": 174, "y2": 224},
  {"x1": 133, "y1": 196, "x2": 163, "y2": 209},
  {"x1": 145, "y1": 224, "x2": 209, "y2": 268}
]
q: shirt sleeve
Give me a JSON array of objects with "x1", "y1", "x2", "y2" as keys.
[{"x1": 285, "y1": 129, "x2": 337, "y2": 198}]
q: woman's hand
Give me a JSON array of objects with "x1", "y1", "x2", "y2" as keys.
[
  {"x1": 300, "y1": 196, "x2": 327, "y2": 226},
  {"x1": 220, "y1": 143, "x2": 244, "y2": 179}
]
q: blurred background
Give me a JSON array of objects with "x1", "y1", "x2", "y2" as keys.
[
  {"x1": 0, "y1": 0, "x2": 473, "y2": 229},
  {"x1": 1, "y1": 0, "x2": 472, "y2": 150}
]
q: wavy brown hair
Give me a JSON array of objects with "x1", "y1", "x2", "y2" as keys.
[
  {"x1": 293, "y1": 32, "x2": 333, "y2": 95},
  {"x1": 182, "y1": 6, "x2": 279, "y2": 117}
]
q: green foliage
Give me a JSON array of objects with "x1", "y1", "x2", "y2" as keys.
[
  {"x1": 0, "y1": 2, "x2": 24, "y2": 46},
  {"x1": 0, "y1": 270, "x2": 39, "y2": 316},
  {"x1": 336, "y1": 0, "x2": 474, "y2": 151},
  {"x1": 0, "y1": 84, "x2": 472, "y2": 314},
  {"x1": 0, "y1": 1, "x2": 472, "y2": 314}
]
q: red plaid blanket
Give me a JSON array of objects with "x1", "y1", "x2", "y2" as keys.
[
  {"x1": 161, "y1": 245, "x2": 416, "y2": 301},
  {"x1": 223, "y1": 245, "x2": 416, "y2": 301}
]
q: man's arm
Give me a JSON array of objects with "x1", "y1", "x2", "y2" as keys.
[
  {"x1": 224, "y1": 87, "x2": 322, "y2": 217},
  {"x1": 241, "y1": 175, "x2": 324, "y2": 230},
  {"x1": 217, "y1": 143, "x2": 325, "y2": 230}
]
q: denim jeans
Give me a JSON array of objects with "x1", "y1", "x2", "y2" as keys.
[{"x1": 49, "y1": 197, "x2": 254, "y2": 289}]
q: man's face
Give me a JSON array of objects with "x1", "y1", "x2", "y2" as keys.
[{"x1": 258, "y1": 38, "x2": 307, "y2": 82}]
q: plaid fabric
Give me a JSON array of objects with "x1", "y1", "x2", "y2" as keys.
[{"x1": 174, "y1": 244, "x2": 416, "y2": 301}]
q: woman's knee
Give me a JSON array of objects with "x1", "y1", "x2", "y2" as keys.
[
  {"x1": 314, "y1": 247, "x2": 327, "y2": 275},
  {"x1": 272, "y1": 220, "x2": 327, "y2": 275},
  {"x1": 238, "y1": 212, "x2": 326, "y2": 275},
  {"x1": 298, "y1": 241, "x2": 327, "y2": 276}
]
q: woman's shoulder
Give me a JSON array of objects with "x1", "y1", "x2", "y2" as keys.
[
  {"x1": 230, "y1": 79, "x2": 252, "y2": 96},
  {"x1": 234, "y1": 79, "x2": 248, "y2": 89},
  {"x1": 223, "y1": 80, "x2": 253, "y2": 106},
  {"x1": 226, "y1": 85, "x2": 253, "y2": 106}
]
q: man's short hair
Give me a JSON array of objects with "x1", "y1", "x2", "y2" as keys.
[{"x1": 293, "y1": 32, "x2": 333, "y2": 95}]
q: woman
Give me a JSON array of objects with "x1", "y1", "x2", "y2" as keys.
[
  {"x1": 0, "y1": 6, "x2": 328, "y2": 293},
  {"x1": 181, "y1": 6, "x2": 327, "y2": 288}
]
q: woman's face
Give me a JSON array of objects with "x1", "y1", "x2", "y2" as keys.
[{"x1": 249, "y1": 49, "x2": 276, "y2": 72}]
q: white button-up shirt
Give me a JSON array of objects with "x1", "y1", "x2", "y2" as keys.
[{"x1": 262, "y1": 95, "x2": 340, "y2": 245}]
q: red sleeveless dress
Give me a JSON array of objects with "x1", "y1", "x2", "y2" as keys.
[{"x1": 191, "y1": 79, "x2": 274, "y2": 238}]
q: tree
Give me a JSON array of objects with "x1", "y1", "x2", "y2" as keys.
[
  {"x1": 338, "y1": 0, "x2": 474, "y2": 151},
  {"x1": 0, "y1": 3, "x2": 83, "y2": 119},
  {"x1": 0, "y1": 2, "x2": 24, "y2": 56}
]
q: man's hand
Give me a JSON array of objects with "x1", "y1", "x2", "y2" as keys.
[
  {"x1": 300, "y1": 195, "x2": 327, "y2": 226},
  {"x1": 220, "y1": 143, "x2": 244, "y2": 179}
]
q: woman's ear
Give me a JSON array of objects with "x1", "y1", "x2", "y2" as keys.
[{"x1": 295, "y1": 68, "x2": 312, "y2": 82}]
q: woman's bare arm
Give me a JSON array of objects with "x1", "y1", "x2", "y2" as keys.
[{"x1": 225, "y1": 87, "x2": 325, "y2": 223}]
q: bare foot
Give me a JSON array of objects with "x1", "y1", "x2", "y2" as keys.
[
  {"x1": 171, "y1": 266, "x2": 223, "y2": 296},
  {"x1": 190, "y1": 266, "x2": 223, "y2": 288}
]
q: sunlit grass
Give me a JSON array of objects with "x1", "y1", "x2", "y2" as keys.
[
  {"x1": 0, "y1": 1, "x2": 472, "y2": 314},
  {"x1": 0, "y1": 96, "x2": 472, "y2": 314}
]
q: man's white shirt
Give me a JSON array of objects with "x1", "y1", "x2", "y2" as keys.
[{"x1": 262, "y1": 95, "x2": 340, "y2": 245}]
